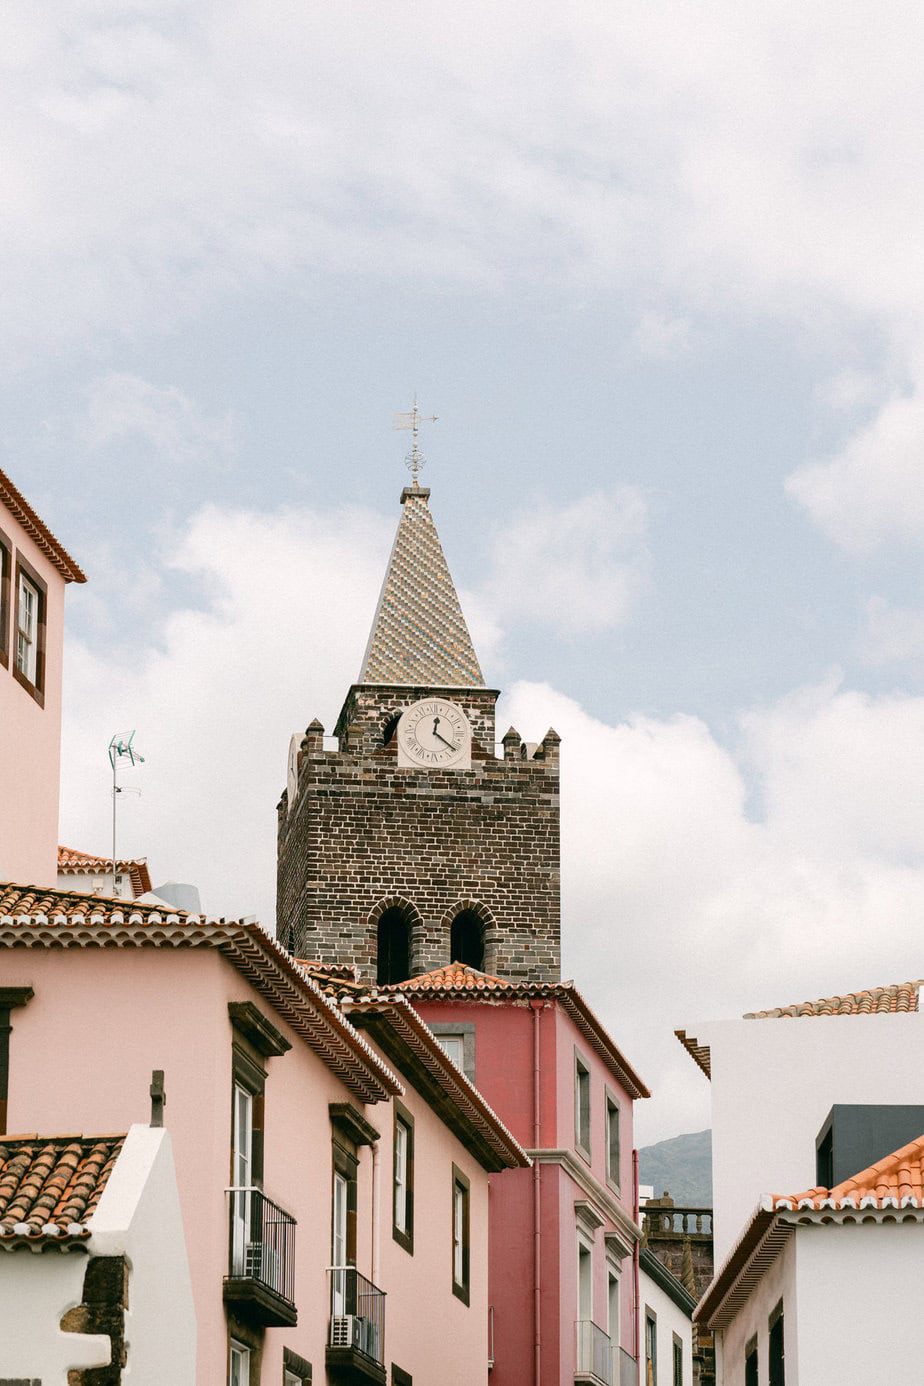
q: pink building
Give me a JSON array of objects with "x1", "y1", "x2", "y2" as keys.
[
  {"x1": 0, "y1": 881, "x2": 527, "y2": 1384},
  {"x1": 396, "y1": 962, "x2": 650, "y2": 1386},
  {"x1": 0, "y1": 468, "x2": 85, "y2": 887}
]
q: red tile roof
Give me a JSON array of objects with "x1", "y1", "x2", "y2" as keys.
[
  {"x1": 0, "y1": 879, "x2": 402, "y2": 1106},
  {"x1": 0, "y1": 467, "x2": 86, "y2": 583},
  {"x1": 697, "y1": 1132, "x2": 924, "y2": 1328},
  {"x1": 58, "y1": 846, "x2": 153, "y2": 898},
  {"x1": 392, "y1": 962, "x2": 650, "y2": 1099},
  {"x1": 0, "y1": 1135, "x2": 123, "y2": 1245},
  {"x1": 770, "y1": 1132, "x2": 924, "y2": 1212},
  {"x1": 745, "y1": 981, "x2": 920, "y2": 1018}
]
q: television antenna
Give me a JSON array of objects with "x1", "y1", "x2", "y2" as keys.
[
  {"x1": 394, "y1": 395, "x2": 438, "y2": 486},
  {"x1": 108, "y1": 732, "x2": 145, "y2": 896}
]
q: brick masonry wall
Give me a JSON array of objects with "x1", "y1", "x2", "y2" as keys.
[{"x1": 278, "y1": 686, "x2": 561, "y2": 983}]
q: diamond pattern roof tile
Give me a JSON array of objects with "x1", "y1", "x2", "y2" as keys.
[
  {"x1": 359, "y1": 486, "x2": 484, "y2": 687},
  {"x1": 0, "y1": 1135, "x2": 124, "y2": 1244}
]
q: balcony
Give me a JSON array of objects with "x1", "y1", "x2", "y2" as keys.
[
  {"x1": 223, "y1": 1187, "x2": 297, "y2": 1327},
  {"x1": 576, "y1": 1319, "x2": 614, "y2": 1386},
  {"x1": 326, "y1": 1266, "x2": 387, "y2": 1385}
]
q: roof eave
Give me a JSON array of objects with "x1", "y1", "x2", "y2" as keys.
[{"x1": 0, "y1": 468, "x2": 87, "y2": 583}]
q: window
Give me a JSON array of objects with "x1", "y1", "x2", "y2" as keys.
[
  {"x1": 645, "y1": 1309, "x2": 657, "y2": 1386},
  {"x1": 12, "y1": 557, "x2": 46, "y2": 703},
  {"x1": 377, "y1": 907, "x2": 411, "y2": 985},
  {"x1": 577, "y1": 1237, "x2": 593, "y2": 1322},
  {"x1": 393, "y1": 1104, "x2": 414, "y2": 1253},
  {"x1": 605, "y1": 1092, "x2": 621, "y2": 1189},
  {"x1": 230, "y1": 1079, "x2": 257, "y2": 1276},
  {"x1": 451, "y1": 1166, "x2": 470, "y2": 1304},
  {"x1": 230, "y1": 1340, "x2": 250, "y2": 1386},
  {"x1": 0, "y1": 528, "x2": 11, "y2": 669},
  {"x1": 428, "y1": 1022, "x2": 476, "y2": 1083},
  {"x1": 283, "y1": 1347, "x2": 312, "y2": 1385},
  {"x1": 450, "y1": 910, "x2": 484, "y2": 969},
  {"x1": 672, "y1": 1333, "x2": 683, "y2": 1386},
  {"x1": 575, "y1": 1052, "x2": 591, "y2": 1158},
  {"x1": 392, "y1": 1369, "x2": 413, "y2": 1386},
  {"x1": 607, "y1": 1267, "x2": 620, "y2": 1348},
  {"x1": 769, "y1": 1301, "x2": 785, "y2": 1386},
  {"x1": 745, "y1": 1335, "x2": 758, "y2": 1386}
]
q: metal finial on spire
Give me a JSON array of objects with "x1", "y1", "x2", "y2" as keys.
[{"x1": 394, "y1": 395, "x2": 438, "y2": 486}]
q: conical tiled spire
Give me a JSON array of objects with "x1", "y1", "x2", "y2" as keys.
[{"x1": 359, "y1": 486, "x2": 484, "y2": 687}]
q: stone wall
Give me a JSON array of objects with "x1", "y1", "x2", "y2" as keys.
[{"x1": 277, "y1": 688, "x2": 561, "y2": 983}]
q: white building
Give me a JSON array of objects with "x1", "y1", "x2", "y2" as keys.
[
  {"x1": 0, "y1": 1122, "x2": 196, "y2": 1382},
  {"x1": 696, "y1": 1132, "x2": 924, "y2": 1386},
  {"x1": 677, "y1": 978, "x2": 924, "y2": 1263},
  {"x1": 640, "y1": 1246, "x2": 695, "y2": 1386}
]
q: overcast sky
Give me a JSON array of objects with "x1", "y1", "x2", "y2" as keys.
[{"x1": 7, "y1": 1, "x2": 924, "y2": 1144}]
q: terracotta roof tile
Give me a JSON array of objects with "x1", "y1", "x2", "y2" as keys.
[
  {"x1": 391, "y1": 963, "x2": 650, "y2": 1099},
  {"x1": 0, "y1": 467, "x2": 86, "y2": 583},
  {"x1": 58, "y1": 846, "x2": 153, "y2": 898},
  {"x1": 770, "y1": 1132, "x2": 924, "y2": 1211},
  {"x1": 1, "y1": 879, "x2": 402, "y2": 1106},
  {"x1": 0, "y1": 1135, "x2": 123, "y2": 1244},
  {"x1": 745, "y1": 981, "x2": 921, "y2": 1019}
]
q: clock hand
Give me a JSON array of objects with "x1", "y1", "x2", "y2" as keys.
[{"x1": 433, "y1": 730, "x2": 455, "y2": 749}]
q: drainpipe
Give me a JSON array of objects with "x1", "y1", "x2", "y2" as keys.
[
  {"x1": 531, "y1": 999, "x2": 543, "y2": 1386},
  {"x1": 633, "y1": 1147, "x2": 640, "y2": 1367},
  {"x1": 371, "y1": 1140, "x2": 381, "y2": 1285}
]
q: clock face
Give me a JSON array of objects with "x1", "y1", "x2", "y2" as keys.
[{"x1": 396, "y1": 698, "x2": 472, "y2": 770}]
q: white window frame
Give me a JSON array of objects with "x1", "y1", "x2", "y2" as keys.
[
  {"x1": 436, "y1": 1033, "x2": 465, "y2": 1068},
  {"x1": 16, "y1": 570, "x2": 39, "y2": 685},
  {"x1": 577, "y1": 1231, "x2": 594, "y2": 1323},
  {"x1": 574, "y1": 1051, "x2": 591, "y2": 1158},
  {"x1": 229, "y1": 1339, "x2": 250, "y2": 1386},
  {"x1": 607, "y1": 1261, "x2": 620, "y2": 1348},
  {"x1": 394, "y1": 1115, "x2": 410, "y2": 1234}
]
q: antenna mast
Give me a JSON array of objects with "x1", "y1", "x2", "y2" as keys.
[{"x1": 108, "y1": 732, "x2": 144, "y2": 895}]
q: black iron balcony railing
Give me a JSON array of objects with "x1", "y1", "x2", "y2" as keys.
[
  {"x1": 328, "y1": 1266, "x2": 386, "y2": 1369},
  {"x1": 576, "y1": 1319, "x2": 614, "y2": 1385},
  {"x1": 224, "y1": 1187, "x2": 297, "y2": 1327}
]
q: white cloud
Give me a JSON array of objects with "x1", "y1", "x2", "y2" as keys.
[
  {"x1": 860, "y1": 596, "x2": 924, "y2": 670},
  {"x1": 483, "y1": 488, "x2": 649, "y2": 636},
  {"x1": 60, "y1": 502, "x2": 924, "y2": 1143},
  {"x1": 632, "y1": 312, "x2": 695, "y2": 362},
  {"x1": 80, "y1": 373, "x2": 237, "y2": 466},
  {"x1": 786, "y1": 390, "x2": 924, "y2": 552},
  {"x1": 5, "y1": 0, "x2": 924, "y2": 369}
]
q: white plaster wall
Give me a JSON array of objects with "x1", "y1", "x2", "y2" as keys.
[
  {"x1": 640, "y1": 1264, "x2": 695, "y2": 1386},
  {"x1": 91, "y1": 1124, "x2": 196, "y2": 1383},
  {"x1": 795, "y1": 1221, "x2": 921, "y2": 1385},
  {"x1": 0, "y1": 1249, "x2": 110, "y2": 1381},
  {"x1": 698, "y1": 1011, "x2": 924, "y2": 1261},
  {"x1": 718, "y1": 1233, "x2": 797, "y2": 1386}
]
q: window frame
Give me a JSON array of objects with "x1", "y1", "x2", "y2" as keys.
[
  {"x1": 672, "y1": 1332, "x2": 683, "y2": 1386},
  {"x1": 0, "y1": 526, "x2": 11, "y2": 670},
  {"x1": 645, "y1": 1307, "x2": 658, "y2": 1386},
  {"x1": 744, "y1": 1333, "x2": 758, "y2": 1386},
  {"x1": 427, "y1": 1021, "x2": 476, "y2": 1083},
  {"x1": 392, "y1": 1100, "x2": 415, "y2": 1254},
  {"x1": 451, "y1": 1164, "x2": 471, "y2": 1306},
  {"x1": 605, "y1": 1089, "x2": 621, "y2": 1191},
  {"x1": 391, "y1": 1369, "x2": 413, "y2": 1386},
  {"x1": 606, "y1": 1259, "x2": 620, "y2": 1349},
  {"x1": 283, "y1": 1346, "x2": 312, "y2": 1385},
  {"x1": 12, "y1": 553, "x2": 47, "y2": 706},
  {"x1": 574, "y1": 1049, "x2": 592, "y2": 1162},
  {"x1": 229, "y1": 1338, "x2": 251, "y2": 1386},
  {"x1": 576, "y1": 1230, "x2": 594, "y2": 1323},
  {"x1": 769, "y1": 1299, "x2": 785, "y2": 1386}
]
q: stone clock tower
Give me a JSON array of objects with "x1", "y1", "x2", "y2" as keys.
[{"x1": 276, "y1": 481, "x2": 561, "y2": 985}]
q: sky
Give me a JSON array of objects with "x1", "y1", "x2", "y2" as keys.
[{"x1": 5, "y1": 0, "x2": 924, "y2": 1145}]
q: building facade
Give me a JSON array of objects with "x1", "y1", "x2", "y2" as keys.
[{"x1": 0, "y1": 467, "x2": 85, "y2": 886}]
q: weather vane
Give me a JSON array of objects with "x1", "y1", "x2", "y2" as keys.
[{"x1": 393, "y1": 395, "x2": 438, "y2": 485}]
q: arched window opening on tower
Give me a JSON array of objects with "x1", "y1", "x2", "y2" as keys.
[
  {"x1": 377, "y1": 907, "x2": 412, "y2": 986},
  {"x1": 450, "y1": 910, "x2": 485, "y2": 971}
]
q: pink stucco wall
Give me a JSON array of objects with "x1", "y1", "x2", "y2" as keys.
[
  {"x1": 0, "y1": 505, "x2": 66, "y2": 887},
  {"x1": 5, "y1": 946, "x2": 493, "y2": 1384},
  {"x1": 413, "y1": 995, "x2": 640, "y2": 1386}
]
